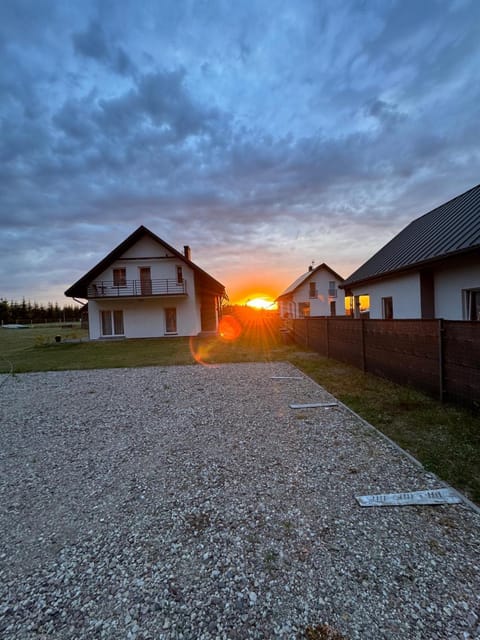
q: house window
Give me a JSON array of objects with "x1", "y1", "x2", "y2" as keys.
[
  {"x1": 176, "y1": 266, "x2": 183, "y2": 285},
  {"x1": 328, "y1": 281, "x2": 337, "y2": 298},
  {"x1": 382, "y1": 297, "x2": 394, "y2": 320},
  {"x1": 100, "y1": 310, "x2": 124, "y2": 336},
  {"x1": 464, "y1": 289, "x2": 480, "y2": 320},
  {"x1": 330, "y1": 301, "x2": 336, "y2": 316},
  {"x1": 309, "y1": 282, "x2": 317, "y2": 298},
  {"x1": 165, "y1": 308, "x2": 177, "y2": 333},
  {"x1": 113, "y1": 268, "x2": 126, "y2": 287},
  {"x1": 298, "y1": 302, "x2": 310, "y2": 317}
]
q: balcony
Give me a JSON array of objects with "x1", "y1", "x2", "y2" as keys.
[{"x1": 88, "y1": 278, "x2": 187, "y2": 299}]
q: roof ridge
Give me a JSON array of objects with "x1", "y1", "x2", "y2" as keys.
[
  {"x1": 65, "y1": 225, "x2": 225, "y2": 299},
  {"x1": 343, "y1": 183, "x2": 480, "y2": 288}
]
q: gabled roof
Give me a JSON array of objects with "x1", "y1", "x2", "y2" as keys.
[
  {"x1": 65, "y1": 225, "x2": 225, "y2": 299},
  {"x1": 342, "y1": 183, "x2": 480, "y2": 289},
  {"x1": 276, "y1": 263, "x2": 344, "y2": 301}
]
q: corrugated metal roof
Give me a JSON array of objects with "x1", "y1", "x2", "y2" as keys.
[
  {"x1": 276, "y1": 263, "x2": 344, "y2": 300},
  {"x1": 343, "y1": 183, "x2": 480, "y2": 288}
]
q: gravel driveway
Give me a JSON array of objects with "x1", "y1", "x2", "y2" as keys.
[{"x1": 0, "y1": 362, "x2": 479, "y2": 640}]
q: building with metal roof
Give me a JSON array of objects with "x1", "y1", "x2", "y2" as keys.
[{"x1": 341, "y1": 184, "x2": 480, "y2": 320}]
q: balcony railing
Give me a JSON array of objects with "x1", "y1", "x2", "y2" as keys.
[{"x1": 88, "y1": 279, "x2": 187, "y2": 298}]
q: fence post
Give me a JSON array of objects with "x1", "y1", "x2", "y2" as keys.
[
  {"x1": 438, "y1": 318, "x2": 445, "y2": 402},
  {"x1": 360, "y1": 318, "x2": 366, "y2": 372},
  {"x1": 326, "y1": 317, "x2": 329, "y2": 358}
]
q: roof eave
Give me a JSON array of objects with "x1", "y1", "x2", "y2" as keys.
[
  {"x1": 64, "y1": 225, "x2": 225, "y2": 298},
  {"x1": 276, "y1": 263, "x2": 345, "y2": 299},
  {"x1": 340, "y1": 246, "x2": 479, "y2": 291}
]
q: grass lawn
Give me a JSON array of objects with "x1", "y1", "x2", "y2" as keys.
[{"x1": 1, "y1": 315, "x2": 479, "y2": 504}]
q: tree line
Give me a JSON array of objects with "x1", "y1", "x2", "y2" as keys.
[{"x1": 0, "y1": 298, "x2": 83, "y2": 324}]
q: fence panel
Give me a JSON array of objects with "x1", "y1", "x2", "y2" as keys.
[
  {"x1": 327, "y1": 318, "x2": 365, "y2": 369},
  {"x1": 292, "y1": 318, "x2": 309, "y2": 347},
  {"x1": 305, "y1": 318, "x2": 328, "y2": 354},
  {"x1": 290, "y1": 317, "x2": 478, "y2": 406},
  {"x1": 443, "y1": 321, "x2": 480, "y2": 406},
  {"x1": 364, "y1": 320, "x2": 440, "y2": 396}
]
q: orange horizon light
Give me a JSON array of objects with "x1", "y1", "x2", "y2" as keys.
[{"x1": 233, "y1": 295, "x2": 277, "y2": 310}]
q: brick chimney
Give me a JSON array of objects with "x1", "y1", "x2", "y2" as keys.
[{"x1": 184, "y1": 245, "x2": 191, "y2": 261}]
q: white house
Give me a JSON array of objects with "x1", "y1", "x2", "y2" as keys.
[
  {"x1": 276, "y1": 263, "x2": 345, "y2": 318},
  {"x1": 65, "y1": 226, "x2": 226, "y2": 339},
  {"x1": 341, "y1": 184, "x2": 480, "y2": 320}
]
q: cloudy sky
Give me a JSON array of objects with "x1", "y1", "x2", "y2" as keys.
[{"x1": 1, "y1": 0, "x2": 479, "y2": 306}]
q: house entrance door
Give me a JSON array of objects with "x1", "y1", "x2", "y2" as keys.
[{"x1": 139, "y1": 267, "x2": 152, "y2": 295}]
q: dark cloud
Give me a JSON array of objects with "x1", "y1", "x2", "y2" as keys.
[
  {"x1": 73, "y1": 19, "x2": 136, "y2": 76},
  {"x1": 0, "y1": 0, "x2": 479, "y2": 303},
  {"x1": 73, "y1": 20, "x2": 110, "y2": 62},
  {"x1": 367, "y1": 99, "x2": 405, "y2": 130}
]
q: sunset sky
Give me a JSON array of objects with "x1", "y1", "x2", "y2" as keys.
[{"x1": 1, "y1": 0, "x2": 480, "y2": 306}]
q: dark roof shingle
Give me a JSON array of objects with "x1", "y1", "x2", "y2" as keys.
[{"x1": 343, "y1": 183, "x2": 480, "y2": 288}]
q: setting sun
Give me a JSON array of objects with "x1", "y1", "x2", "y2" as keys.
[{"x1": 245, "y1": 297, "x2": 277, "y2": 310}]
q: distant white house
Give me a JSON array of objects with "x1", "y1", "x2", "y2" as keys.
[
  {"x1": 276, "y1": 263, "x2": 345, "y2": 318},
  {"x1": 341, "y1": 184, "x2": 480, "y2": 320},
  {"x1": 65, "y1": 226, "x2": 226, "y2": 339}
]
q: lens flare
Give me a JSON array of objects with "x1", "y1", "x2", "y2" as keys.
[
  {"x1": 218, "y1": 315, "x2": 242, "y2": 341},
  {"x1": 189, "y1": 335, "x2": 214, "y2": 366},
  {"x1": 188, "y1": 315, "x2": 242, "y2": 366}
]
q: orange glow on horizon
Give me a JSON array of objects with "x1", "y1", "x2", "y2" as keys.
[
  {"x1": 236, "y1": 295, "x2": 278, "y2": 310},
  {"x1": 246, "y1": 297, "x2": 277, "y2": 310}
]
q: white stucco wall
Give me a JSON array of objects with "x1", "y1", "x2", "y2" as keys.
[
  {"x1": 88, "y1": 297, "x2": 201, "y2": 339},
  {"x1": 349, "y1": 257, "x2": 480, "y2": 320},
  {"x1": 351, "y1": 273, "x2": 421, "y2": 319},
  {"x1": 121, "y1": 236, "x2": 175, "y2": 259},
  {"x1": 435, "y1": 261, "x2": 480, "y2": 320},
  {"x1": 87, "y1": 300, "x2": 102, "y2": 339},
  {"x1": 125, "y1": 298, "x2": 199, "y2": 337},
  {"x1": 278, "y1": 271, "x2": 346, "y2": 318},
  {"x1": 87, "y1": 238, "x2": 204, "y2": 338},
  {"x1": 292, "y1": 269, "x2": 345, "y2": 316}
]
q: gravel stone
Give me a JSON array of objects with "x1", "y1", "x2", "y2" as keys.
[{"x1": 0, "y1": 362, "x2": 479, "y2": 639}]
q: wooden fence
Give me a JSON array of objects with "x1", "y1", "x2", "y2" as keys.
[{"x1": 291, "y1": 317, "x2": 479, "y2": 407}]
